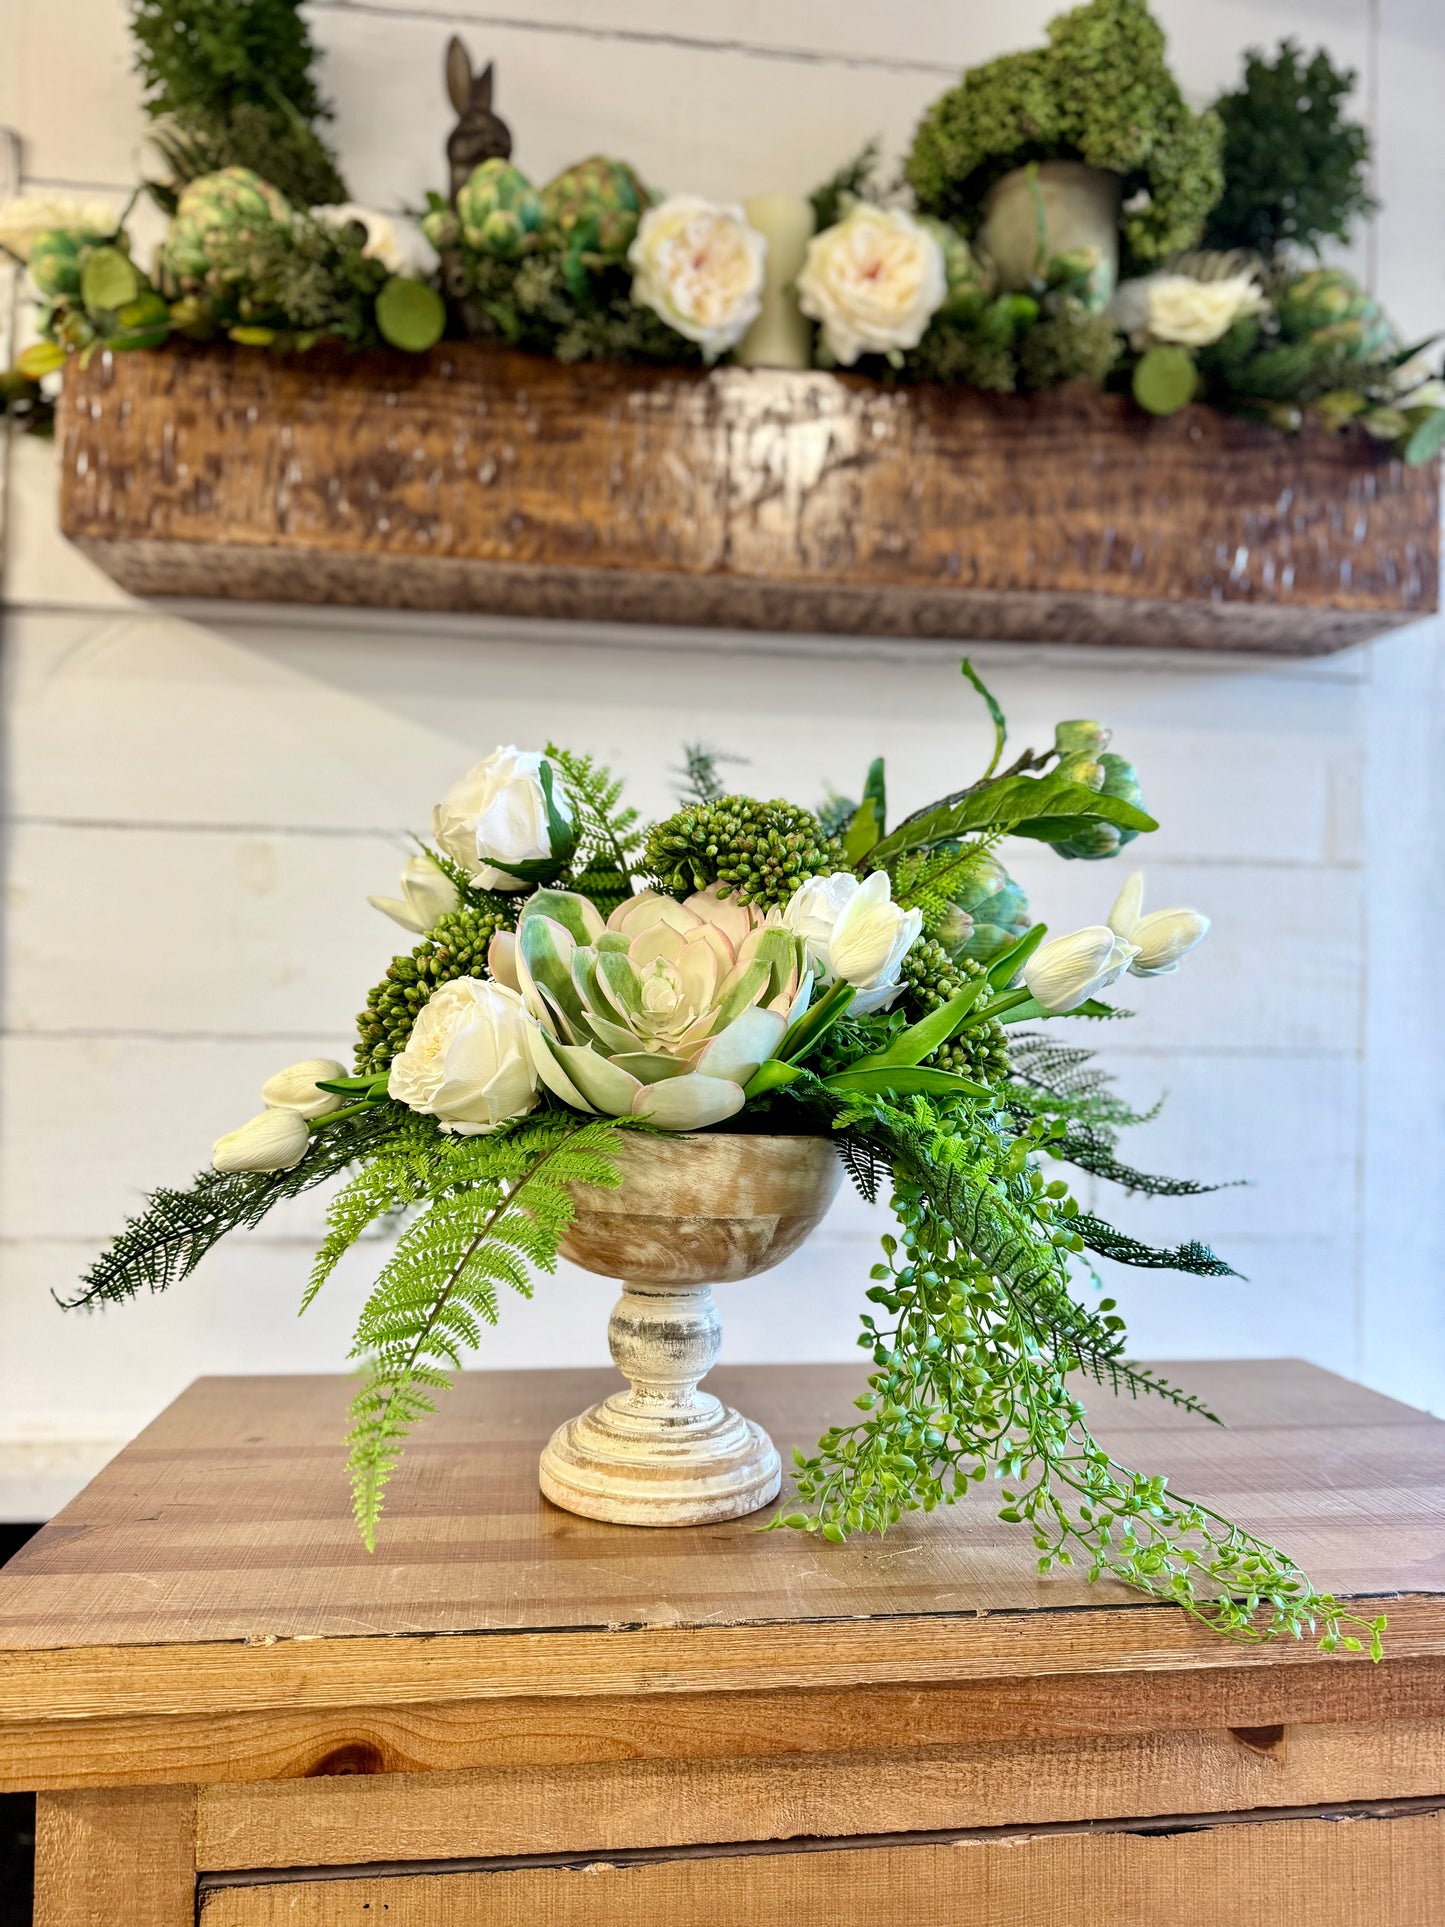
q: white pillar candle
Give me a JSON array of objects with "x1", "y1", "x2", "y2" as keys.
[{"x1": 734, "y1": 193, "x2": 815, "y2": 370}]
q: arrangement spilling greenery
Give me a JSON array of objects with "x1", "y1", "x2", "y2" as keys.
[
  {"x1": 72, "y1": 664, "x2": 1383, "y2": 1661},
  {"x1": 1, "y1": 0, "x2": 1440, "y2": 466}
]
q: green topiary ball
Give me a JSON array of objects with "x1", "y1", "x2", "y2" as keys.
[
  {"x1": 355, "y1": 905, "x2": 510, "y2": 1072},
  {"x1": 899, "y1": 941, "x2": 1011, "y2": 1083},
  {"x1": 643, "y1": 796, "x2": 841, "y2": 909}
]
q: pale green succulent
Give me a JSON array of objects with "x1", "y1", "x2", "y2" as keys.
[
  {"x1": 457, "y1": 159, "x2": 543, "y2": 259},
  {"x1": 163, "y1": 167, "x2": 293, "y2": 291},
  {"x1": 513, "y1": 885, "x2": 808, "y2": 1130},
  {"x1": 539, "y1": 156, "x2": 649, "y2": 264}
]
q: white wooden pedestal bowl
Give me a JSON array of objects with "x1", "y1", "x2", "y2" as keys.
[{"x1": 539, "y1": 1132, "x2": 842, "y2": 1527}]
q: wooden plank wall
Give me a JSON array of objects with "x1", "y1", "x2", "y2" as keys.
[{"x1": 1, "y1": 0, "x2": 1443, "y2": 1514}]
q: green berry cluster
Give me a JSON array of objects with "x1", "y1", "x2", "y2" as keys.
[
  {"x1": 355, "y1": 905, "x2": 509, "y2": 1072},
  {"x1": 900, "y1": 940, "x2": 1011, "y2": 1084},
  {"x1": 643, "y1": 796, "x2": 840, "y2": 909}
]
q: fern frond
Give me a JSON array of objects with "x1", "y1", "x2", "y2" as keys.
[
  {"x1": 1074, "y1": 1214, "x2": 1242, "y2": 1277},
  {"x1": 304, "y1": 1116, "x2": 458, "y2": 1310},
  {"x1": 1053, "y1": 1127, "x2": 1238, "y2": 1199},
  {"x1": 546, "y1": 743, "x2": 643, "y2": 879},
  {"x1": 345, "y1": 1114, "x2": 623, "y2": 1548},
  {"x1": 66, "y1": 1106, "x2": 407, "y2": 1311},
  {"x1": 675, "y1": 742, "x2": 746, "y2": 806}
]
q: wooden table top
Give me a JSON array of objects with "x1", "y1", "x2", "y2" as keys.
[{"x1": 2, "y1": 1361, "x2": 1443, "y2": 1740}]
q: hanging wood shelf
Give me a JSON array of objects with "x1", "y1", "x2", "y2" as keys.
[{"x1": 57, "y1": 340, "x2": 1439, "y2": 653}]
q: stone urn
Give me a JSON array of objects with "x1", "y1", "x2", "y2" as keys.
[
  {"x1": 981, "y1": 159, "x2": 1121, "y2": 307},
  {"x1": 539, "y1": 1132, "x2": 842, "y2": 1527}
]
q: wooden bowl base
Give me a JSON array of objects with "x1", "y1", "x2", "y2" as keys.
[{"x1": 539, "y1": 1390, "x2": 781, "y2": 1527}]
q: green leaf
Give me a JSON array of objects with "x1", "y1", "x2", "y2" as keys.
[
  {"x1": 1402, "y1": 406, "x2": 1445, "y2": 468},
  {"x1": 80, "y1": 245, "x2": 140, "y2": 314},
  {"x1": 985, "y1": 921, "x2": 1047, "y2": 990},
  {"x1": 823, "y1": 1064, "x2": 993, "y2": 1099},
  {"x1": 871, "y1": 772, "x2": 1155, "y2": 870},
  {"x1": 959, "y1": 659, "x2": 1006, "y2": 778},
  {"x1": 375, "y1": 276, "x2": 446, "y2": 352},
  {"x1": 843, "y1": 796, "x2": 882, "y2": 865},
  {"x1": 741, "y1": 1057, "x2": 804, "y2": 1099},
  {"x1": 996, "y1": 995, "x2": 1119, "y2": 1025},
  {"x1": 776, "y1": 979, "x2": 856, "y2": 1065},
  {"x1": 16, "y1": 340, "x2": 66, "y2": 380},
  {"x1": 845, "y1": 979, "x2": 986, "y2": 1073}
]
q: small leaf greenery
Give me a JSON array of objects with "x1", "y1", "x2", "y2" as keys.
[{"x1": 68, "y1": 659, "x2": 1383, "y2": 1658}]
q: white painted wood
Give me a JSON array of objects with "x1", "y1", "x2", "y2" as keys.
[{"x1": 0, "y1": 0, "x2": 1439, "y2": 1520}]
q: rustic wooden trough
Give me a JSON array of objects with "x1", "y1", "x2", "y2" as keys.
[{"x1": 58, "y1": 340, "x2": 1439, "y2": 653}]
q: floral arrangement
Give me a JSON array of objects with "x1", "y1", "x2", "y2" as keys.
[
  {"x1": 71, "y1": 664, "x2": 1384, "y2": 1661},
  {"x1": 2, "y1": 0, "x2": 1439, "y2": 467}
]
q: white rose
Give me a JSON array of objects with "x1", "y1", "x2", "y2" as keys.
[
  {"x1": 388, "y1": 978, "x2": 540, "y2": 1135},
  {"x1": 260, "y1": 1057, "x2": 348, "y2": 1119},
  {"x1": 431, "y1": 746, "x2": 573, "y2": 891},
  {"x1": 1110, "y1": 271, "x2": 1264, "y2": 350},
  {"x1": 0, "y1": 195, "x2": 115, "y2": 263},
  {"x1": 213, "y1": 1109, "x2": 311, "y2": 1174},
  {"x1": 628, "y1": 195, "x2": 767, "y2": 359},
  {"x1": 369, "y1": 853, "x2": 462, "y2": 935},
  {"x1": 796, "y1": 203, "x2": 946, "y2": 366},
  {"x1": 1023, "y1": 926, "x2": 1139, "y2": 1014},
  {"x1": 310, "y1": 203, "x2": 437, "y2": 279},
  {"x1": 780, "y1": 870, "x2": 922, "y2": 1014}
]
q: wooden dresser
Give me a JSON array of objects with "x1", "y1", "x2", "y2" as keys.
[{"x1": 1, "y1": 1361, "x2": 1443, "y2": 1925}]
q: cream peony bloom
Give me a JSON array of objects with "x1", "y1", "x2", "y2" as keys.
[
  {"x1": 0, "y1": 195, "x2": 115, "y2": 262},
  {"x1": 432, "y1": 746, "x2": 573, "y2": 891},
  {"x1": 628, "y1": 195, "x2": 767, "y2": 359},
  {"x1": 778, "y1": 871, "x2": 922, "y2": 1013},
  {"x1": 1023, "y1": 926, "x2": 1139, "y2": 1014},
  {"x1": 369, "y1": 853, "x2": 462, "y2": 935},
  {"x1": 388, "y1": 977, "x2": 539, "y2": 1135},
  {"x1": 310, "y1": 204, "x2": 437, "y2": 279},
  {"x1": 796, "y1": 203, "x2": 946, "y2": 366},
  {"x1": 213, "y1": 1109, "x2": 311, "y2": 1174},
  {"x1": 1110, "y1": 271, "x2": 1264, "y2": 350},
  {"x1": 1107, "y1": 872, "x2": 1210, "y2": 978},
  {"x1": 260, "y1": 1057, "x2": 348, "y2": 1120}
]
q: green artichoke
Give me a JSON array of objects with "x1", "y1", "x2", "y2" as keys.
[
  {"x1": 1054, "y1": 751, "x2": 1147, "y2": 860},
  {"x1": 27, "y1": 227, "x2": 113, "y2": 300},
  {"x1": 1276, "y1": 268, "x2": 1392, "y2": 362},
  {"x1": 163, "y1": 167, "x2": 293, "y2": 291},
  {"x1": 539, "y1": 156, "x2": 649, "y2": 264},
  {"x1": 457, "y1": 159, "x2": 543, "y2": 259},
  {"x1": 934, "y1": 853, "x2": 1033, "y2": 966}
]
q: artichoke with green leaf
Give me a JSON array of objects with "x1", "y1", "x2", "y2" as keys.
[
  {"x1": 539, "y1": 156, "x2": 649, "y2": 265},
  {"x1": 1276, "y1": 268, "x2": 1392, "y2": 363},
  {"x1": 162, "y1": 167, "x2": 293, "y2": 292},
  {"x1": 458, "y1": 159, "x2": 543, "y2": 258}
]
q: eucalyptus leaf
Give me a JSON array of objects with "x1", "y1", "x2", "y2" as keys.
[{"x1": 870, "y1": 772, "x2": 1156, "y2": 868}]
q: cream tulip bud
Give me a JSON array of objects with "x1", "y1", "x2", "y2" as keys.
[
  {"x1": 780, "y1": 870, "x2": 922, "y2": 1014},
  {"x1": 1023, "y1": 926, "x2": 1139, "y2": 1014},
  {"x1": 368, "y1": 853, "x2": 462, "y2": 936},
  {"x1": 1107, "y1": 872, "x2": 1210, "y2": 979},
  {"x1": 259, "y1": 1057, "x2": 348, "y2": 1119},
  {"x1": 213, "y1": 1109, "x2": 311, "y2": 1174}
]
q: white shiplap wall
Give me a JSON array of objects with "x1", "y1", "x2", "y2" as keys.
[{"x1": 2, "y1": 0, "x2": 1442, "y2": 1517}]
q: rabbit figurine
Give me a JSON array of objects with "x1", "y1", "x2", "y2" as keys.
[{"x1": 445, "y1": 38, "x2": 514, "y2": 202}]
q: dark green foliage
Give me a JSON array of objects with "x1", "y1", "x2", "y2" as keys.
[
  {"x1": 544, "y1": 743, "x2": 642, "y2": 919},
  {"x1": 1073, "y1": 1214, "x2": 1239, "y2": 1276},
  {"x1": 906, "y1": 0, "x2": 1223, "y2": 268},
  {"x1": 194, "y1": 213, "x2": 388, "y2": 342},
  {"x1": 905, "y1": 321, "x2": 1018, "y2": 393},
  {"x1": 446, "y1": 250, "x2": 700, "y2": 366},
  {"x1": 644, "y1": 796, "x2": 841, "y2": 908},
  {"x1": 356, "y1": 906, "x2": 511, "y2": 1073},
  {"x1": 675, "y1": 743, "x2": 746, "y2": 808},
  {"x1": 900, "y1": 942, "x2": 1011, "y2": 1082},
  {"x1": 809, "y1": 140, "x2": 881, "y2": 234},
  {"x1": 130, "y1": 0, "x2": 346, "y2": 204},
  {"x1": 1205, "y1": 40, "x2": 1375, "y2": 261},
  {"x1": 62, "y1": 1105, "x2": 405, "y2": 1311},
  {"x1": 340, "y1": 1115, "x2": 623, "y2": 1545}
]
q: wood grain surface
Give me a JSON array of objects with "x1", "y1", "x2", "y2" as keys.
[
  {"x1": 2, "y1": 1362, "x2": 1442, "y2": 1791},
  {"x1": 194, "y1": 1802, "x2": 1445, "y2": 1927},
  {"x1": 56, "y1": 344, "x2": 1440, "y2": 653},
  {"x1": 33, "y1": 1785, "x2": 195, "y2": 1926}
]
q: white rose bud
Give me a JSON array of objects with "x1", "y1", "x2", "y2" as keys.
[
  {"x1": 368, "y1": 853, "x2": 462, "y2": 935},
  {"x1": 796, "y1": 203, "x2": 947, "y2": 367},
  {"x1": 1107, "y1": 871, "x2": 1210, "y2": 979},
  {"x1": 780, "y1": 870, "x2": 923, "y2": 1014},
  {"x1": 1110, "y1": 270, "x2": 1264, "y2": 350},
  {"x1": 213, "y1": 1109, "x2": 311, "y2": 1174},
  {"x1": 310, "y1": 204, "x2": 437, "y2": 279},
  {"x1": 259, "y1": 1057, "x2": 348, "y2": 1119},
  {"x1": 388, "y1": 977, "x2": 540, "y2": 1135},
  {"x1": 1024, "y1": 926, "x2": 1139, "y2": 1014},
  {"x1": 431, "y1": 746, "x2": 573, "y2": 892},
  {"x1": 628, "y1": 195, "x2": 767, "y2": 359}
]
